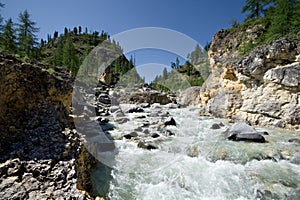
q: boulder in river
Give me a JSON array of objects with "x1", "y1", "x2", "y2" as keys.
[
  {"x1": 164, "y1": 117, "x2": 176, "y2": 126},
  {"x1": 123, "y1": 132, "x2": 138, "y2": 139},
  {"x1": 223, "y1": 122, "x2": 266, "y2": 143},
  {"x1": 137, "y1": 141, "x2": 158, "y2": 150},
  {"x1": 210, "y1": 122, "x2": 225, "y2": 130},
  {"x1": 151, "y1": 133, "x2": 160, "y2": 138},
  {"x1": 288, "y1": 138, "x2": 300, "y2": 145}
]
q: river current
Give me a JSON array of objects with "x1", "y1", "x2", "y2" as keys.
[{"x1": 93, "y1": 105, "x2": 300, "y2": 199}]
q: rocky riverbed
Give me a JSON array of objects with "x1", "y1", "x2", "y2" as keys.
[{"x1": 72, "y1": 82, "x2": 300, "y2": 199}]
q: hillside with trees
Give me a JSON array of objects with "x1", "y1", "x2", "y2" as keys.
[
  {"x1": 0, "y1": 4, "x2": 143, "y2": 84},
  {"x1": 234, "y1": 0, "x2": 300, "y2": 54}
]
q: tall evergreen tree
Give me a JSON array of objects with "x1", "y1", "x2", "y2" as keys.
[
  {"x1": 266, "y1": 0, "x2": 298, "y2": 38},
  {"x1": 0, "y1": 2, "x2": 5, "y2": 42},
  {"x1": 1, "y1": 18, "x2": 17, "y2": 53},
  {"x1": 0, "y1": 2, "x2": 4, "y2": 26},
  {"x1": 242, "y1": 0, "x2": 272, "y2": 20},
  {"x1": 63, "y1": 35, "x2": 79, "y2": 74},
  {"x1": 162, "y1": 67, "x2": 168, "y2": 79},
  {"x1": 53, "y1": 38, "x2": 64, "y2": 66},
  {"x1": 190, "y1": 44, "x2": 202, "y2": 64},
  {"x1": 17, "y1": 10, "x2": 39, "y2": 58},
  {"x1": 291, "y1": 0, "x2": 300, "y2": 34}
]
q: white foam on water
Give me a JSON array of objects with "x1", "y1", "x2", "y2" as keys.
[{"x1": 102, "y1": 107, "x2": 300, "y2": 199}]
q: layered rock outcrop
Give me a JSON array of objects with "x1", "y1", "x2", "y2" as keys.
[
  {"x1": 199, "y1": 29, "x2": 300, "y2": 129},
  {"x1": 0, "y1": 53, "x2": 99, "y2": 199}
]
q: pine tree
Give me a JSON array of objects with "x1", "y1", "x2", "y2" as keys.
[
  {"x1": 242, "y1": 0, "x2": 272, "y2": 20},
  {"x1": 1, "y1": 18, "x2": 17, "y2": 53},
  {"x1": 190, "y1": 44, "x2": 202, "y2": 64},
  {"x1": 73, "y1": 27, "x2": 78, "y2": 35},
  {"x1": 291, "y1": 0, "x2": 300, "y2": 34},
  {"x1": 17, "y1": 10, "x2": 39, "y2": 58},
  {"x1": 162, "y1": 67, "x2": 168, "y2": 79},
  {"x1": 266, "y1": 0, "x2": 298, "y2": 39},
  {"x1": 53, "y1": 38, "x2": 64, "y2": 66},
  {"x1": 53, "y1": 31, "x2": 58, "y2": 39},
  {"x1": 0, "y1": 2, "x2": 4, "y2": 27},
  {"x1": 62, "y1": 35, "x2": 79, "y2": 74}
]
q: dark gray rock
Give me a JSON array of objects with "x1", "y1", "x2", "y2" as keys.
[
  {"x1": 288, "y1": 138, "x2": 300, "y2": 145},
  {"x1": 164, "y1": 117, "x2": 176, "y2": 126},
  {"x1": 128, "y1": 107, "x2": 144, "y2": 113},
  {"x1": 210, "y1": 122, "x2": 225, "y2": 129},
  {"x1": 151, "y1": 133, "x2": 160, "y2": 138},
  {"x1": 136, "y1": 115, "x2": 146, "y2": 119},
  {"x1": 234, "y1": 132, "x2": 265, "y2": 143},
  {"x1": 143, "y1": 129, "x2": 150, "y2": 135},
  {"x1": 134, "y1": 127, "x2": 143, "y2": 132},
  {"x1": 123, "y1": 132, "x2": 138, "y2": 139},
  {"x1": 223, "y1": 122, "x2": 266, "y2": 143}
]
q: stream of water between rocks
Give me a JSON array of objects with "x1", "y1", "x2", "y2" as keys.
[{"x1": 85, "y1": 103, "x2": 300, "y2": 200}]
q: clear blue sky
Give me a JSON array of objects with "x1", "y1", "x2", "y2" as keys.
[{"x1": 1, "y1": 0, "x2": 246, "y2": 82}]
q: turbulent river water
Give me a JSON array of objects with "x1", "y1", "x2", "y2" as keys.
[{"x1": 92, "y1": 105, "x2": 300, "y2": 200}]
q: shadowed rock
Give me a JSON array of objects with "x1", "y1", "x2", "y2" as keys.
[
  {"x1": 223, "y1": 122, "x2": 266, "y2": 143},
  {"x1": 164, "y1": 117, "x2": 176, "y2": 126}
]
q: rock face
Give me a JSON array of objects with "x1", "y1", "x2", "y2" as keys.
[
  {"x1": 199, "y1": 29, "x2": 300, "y2": 130},
  {"x1": 0, "y1": 53, "x2": 96, "y2": 199},
  {"x1": 178, "y1": 86, "x2": 202, "y2": 106},
  {"x1": 0, "y1": 53, "x2": 73, "y2": 158}
]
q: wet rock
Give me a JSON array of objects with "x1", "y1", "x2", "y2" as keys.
[
  {"x1": 109, "y1": 106, "x2": 120, "y2": 113},
  {"x1": 134, "y1": 127, "x2": 143, "y2": 132},
  {"x1": 97, "y1": 93, "x2": 111, "y2": 105},
  {"x1": 234, "y1": 133, "x2": 265, "y2": 143},
  {"x1": 142, "y1": 123, "x2": 150, "y2": 128},
  {"x1": 224, "y1": 122, "x2": 265, "y2": 143},
  {"x1": 288, "y1": 138, "x2": 300, "y2": 145},
  {"x1": 128, "y1": 106, "x2": 144, "y2": 113},
  {"x1": 165, "y1": 130, "x2": 175, "y2": 136},
  {"x1": 137, "y1": 141, "x2": 158, "y2": 150},
  {"x1": 123, "y1": 132, "x2": 138, "y2": 139},
  {"x1": 136, "y1": 115, "x2": 146, "y2": 119},
  {"x1": 115, "y1": 118, "x2": 130, "y2": 124},
  {"x1": 139, "y1": 103, "x2": 150, "y2": 108},
  {"x1": 210, "y1": 122, "x2": 225, "y2": 129},
  {"x1": 143, "y1": 129, "x2": 150, "y2": 135},
  {"x1": 151, "y1": 133, "x2": 160, "y2": 138},
  {"x1": 164, "y1": 117, "x2": 176, "y2": 126}
]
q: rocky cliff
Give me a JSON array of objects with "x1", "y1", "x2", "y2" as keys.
[
  {"x1": 0, "y1": 53, "x2": 100, "y2": 199},
  {"x1": 199, "y1": 29, "x2": 300, "y2": 130}
]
